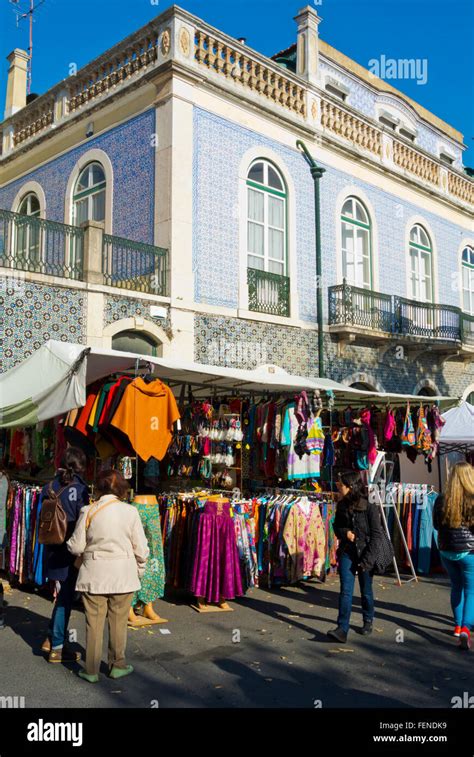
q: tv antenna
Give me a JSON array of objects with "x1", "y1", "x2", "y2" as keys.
[{"x1": 9, "y1": 0, "x2": 46, "y2": 95}]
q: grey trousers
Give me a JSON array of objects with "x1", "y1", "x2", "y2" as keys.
[{"x1": 82, "y1": 592, "x2": 133, "y2": 676}]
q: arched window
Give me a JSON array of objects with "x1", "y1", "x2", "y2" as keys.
[
  {"x1": 409, "y1": 224, "x2": 433, "y2": 302},
  {"x1": 18, "y1": 193, "x2": 40, "y2": 217},
  {"x1": 247, "y1": 160, "x2": 287, "y2": 275},
  {"x1": 462, "y1": 245, "x2": 474, "y2": 315},
  {"x1": 341, "y1": 197, "x2": 372, "y2": 289},
  {"x1": 15, "y1": 192, "x2": 41, "y2": 269},
  {"x1": 112, "y1": 330, "x2": 162, "y2": 358},
  {"x1": 72, "y1": 162, "x2": 106, "y2": 227},
  {"x1": 247, "y1": 160, "x2": 289, "y2": 316}
]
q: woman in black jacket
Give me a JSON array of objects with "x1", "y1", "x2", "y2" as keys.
[
  {"x1": 433, "y1": 461, "x2": 474, "y2": 650},
  {"x1": 41, "y1": 447, "x2": 89, "y2": 663},
  {"x1": 328, "y1": 471, "x2": 384, "y2": 643}
]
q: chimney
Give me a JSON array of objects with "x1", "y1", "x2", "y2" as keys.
[
  {"x1": 294, "y1": 5, "x2": 321, "y2": 84},
  {"x1": 4, "y1": 49, "x2": 29, "y2": 120}
]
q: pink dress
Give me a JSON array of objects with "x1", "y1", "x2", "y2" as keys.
[{"x1": 189, "y1": 501, "x2": 243, "y2": 603}]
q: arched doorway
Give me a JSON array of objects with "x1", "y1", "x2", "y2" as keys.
[
  {"x1": 350, "y1": 382, "x2": 377, "y2": 392},
  {"x1": 112, "y1": 330, "x2": 162, "y2": 357},
  {"x1": 417, "y1": 387, "x2": 437, "y2": 398}
]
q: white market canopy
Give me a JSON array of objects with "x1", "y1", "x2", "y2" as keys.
[
  {"x1": 440, "y1": 402, "x2": 474, "y2": 449},
  {"x1": 0, "y1": 340, "x2": 459, "y2": 429}
]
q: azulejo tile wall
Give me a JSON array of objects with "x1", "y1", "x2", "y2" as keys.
[
  {"x1": 193, "y1": 108, "x2": 470, "y2": 327},
  {"x1": 194, "y1": 314, "x2": 318, "y2": 377},
  {"x1": 104, "y1": 295, "x2": 170, "y2": 331},
  {"x1": 325, "y1": 336, "x2": 474, "y2": 397},
  {"x1": 0, "y1": 281, "x2": 86, "y2": 372},
  {"x1": 0, "y1": 110, "x2": 156, "y2": 245},
  {"x1": 193, "y1": 108, "x2": 318, "y2": 321},
  {"x1": 193, "y1": 314, "x2": 474, "y2": 398}
]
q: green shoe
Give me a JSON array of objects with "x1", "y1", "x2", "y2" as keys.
[
  {"x1": 78, "y1": 670, "x2": 99, "y2": 684},
  {"x1": 109, "y1": 665, "x2": 134, "y2": 680}
]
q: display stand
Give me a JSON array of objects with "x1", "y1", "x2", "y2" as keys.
[
  {"x1": 191, "y1": 599, "x2": 234, "y2": 613},
  {"x1": 369, "y1": 452, "x2": 418, "y2": 586}
]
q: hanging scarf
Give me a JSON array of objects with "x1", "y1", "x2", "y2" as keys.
[
  {"x1": 322, "y1": 433, "x2": 335, "y2": 468},
  {"x1": 360, "y1": 409, "x2": 377, "y2": 465},
  {"x1": 384, "y1": 408, "x2": 396, "y2": 442}
]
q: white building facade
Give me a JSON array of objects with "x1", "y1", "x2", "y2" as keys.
[{"x1": 0, "y1": 5, "x2": 473, "y2": 399}]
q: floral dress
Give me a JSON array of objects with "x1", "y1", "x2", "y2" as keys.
[
  {"x1": 282, "y1": 501, "x2": 326, "y2": 582},
  {"x1": 132, "y1": 503, "x2": 166, "y2": 606}
]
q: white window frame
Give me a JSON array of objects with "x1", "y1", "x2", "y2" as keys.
[
  {"x1": 12, "y1": 192, "x2": 43, "y2": 271},
  {"x1": 340, "y1": 196, "x2": 373, "y2": 290},
  {"x1": 461, "y1": 244, "x2": 474, "y2": 315},
  {"x1": 246, "y1": 160, "x2": 287, "y2": 278},
  {"x1": 409, "y1": 224, "x2": 433, "y2": 303},
  {"x1": 72, "y1": 162, "x2": 107, "y2": 228}
]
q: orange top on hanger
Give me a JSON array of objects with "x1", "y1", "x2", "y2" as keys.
[{"x1": 109, "y1": 377, "x2": 181, "y2": 462}]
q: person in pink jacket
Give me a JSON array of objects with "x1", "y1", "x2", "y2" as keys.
[{"x1": 67, "y1": 469, "x2": 149, "y2": 683}]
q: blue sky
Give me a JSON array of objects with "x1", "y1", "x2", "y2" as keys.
[{"x1": 0, "y1": 0, "x2": 473, "y2": 163}]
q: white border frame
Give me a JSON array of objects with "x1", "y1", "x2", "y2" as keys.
[
  {"x1": 458, "y1": 238, "x2": 474, "y2": 315},
  {"x1": 334, "y1": 186, "x2": 380, "y2": 290},
  {"x1": 404, "y1": 215, "x2": 438, "y2": 303},
  {"x1": 102, "y1": 317, "x2": 171, "y2": 357},
  {"x1": 238, "y1": 146, "x2": 299, "y2": 319},
  {"x1": 64, "y1": 149, "x2": 114, "y2": 233},
  {"x1": 11, "y1": 181, "x2": 47, "y2": 218},
  {"x1": 342, "y1": 371, "x2": 385, "y2": 392},
  {"x1": 413, "y1": 378, "x2": 440, "y2": 396},
  {"x1": 462, "y1": 383, "x2": 474, "y2": 402}
]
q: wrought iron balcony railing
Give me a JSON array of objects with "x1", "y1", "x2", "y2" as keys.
[
  {"x1": 247, "y1": 267, "x2": 290, "y2": 317},
  {"x1": 102, "y1": 234, "x2": 169, "y2": 295},
  {"x1": 329, "y1": 280, "x2": 474, "y2": 347},
  {"x1": 0, "y1": 208, "x2": 84, "y2": 280}
]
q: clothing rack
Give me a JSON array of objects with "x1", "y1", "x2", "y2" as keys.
[
  {"x1": 254, "y1": 486, "x2": 335, "y2": 500},
  {"x1": 159, "y1": 486, "x2": 242, "y2": 501}
]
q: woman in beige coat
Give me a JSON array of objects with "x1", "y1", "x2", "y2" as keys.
[{"x1": 67, "y1": 469, "x2": 149, "y2": 683}]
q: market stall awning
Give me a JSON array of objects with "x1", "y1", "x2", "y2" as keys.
[
  {"x1": 0, "y1": 341, "x2": 87, "y2": 428},
  {"x1": 0, "y1": 340, "x2": 345, "y2": 428},
  {"x1": 0, "y1": 340, "x2": 459, "y2": 428},
  {"x1": 440, "y1": 401, "x2": 474, "y2": 448}
]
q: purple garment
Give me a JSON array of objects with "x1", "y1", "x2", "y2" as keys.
[
  {"x1": 189, "y1": 501, "x2": 243, "y2": 603},
  {"x1": 9, "y1": 490, "x2": 21, "y2": 575}
]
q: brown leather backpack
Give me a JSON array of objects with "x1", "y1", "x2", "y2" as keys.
[{"x1": 38, "y1": 483, "x2": 69, "y2": 546}]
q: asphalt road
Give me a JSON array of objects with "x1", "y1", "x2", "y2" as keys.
[{"x1": 0, "y1": 573, "x2": 472, "y2": 709}]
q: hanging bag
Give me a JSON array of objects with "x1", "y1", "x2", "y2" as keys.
[
  {"x1": 401, "y1": 403, "x2": 416, "y2": 446},
  {"x1": 416, "y1": 406, "x2": 432, "y2": 453},
  {"x1": 38, "y1": 483, "x2": 69, "y2": 546}
]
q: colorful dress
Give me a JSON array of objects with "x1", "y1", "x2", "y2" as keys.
[
  {"x1": 188, "y1": 500, "x2": 243, "y2": 603},
  {"x1": 132, "y1": 503, "x2": 166, "y2": 606},
  {"x1": 282, "y1": 501, "x2": 326, "y2": 582}
]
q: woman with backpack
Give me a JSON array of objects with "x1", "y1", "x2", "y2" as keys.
[
  {"x1": 67, "y1": 469, "x2": 149, "y2": 683},
  {"x1": 41, "y1": 447, "x2": 89, "y2": 663},
  {"x1": 327, "y1": 471, "x2": 384, "y2": 643},
  {"x1": 433, "y1": 461, "x2": 474, "y2": 650}
]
